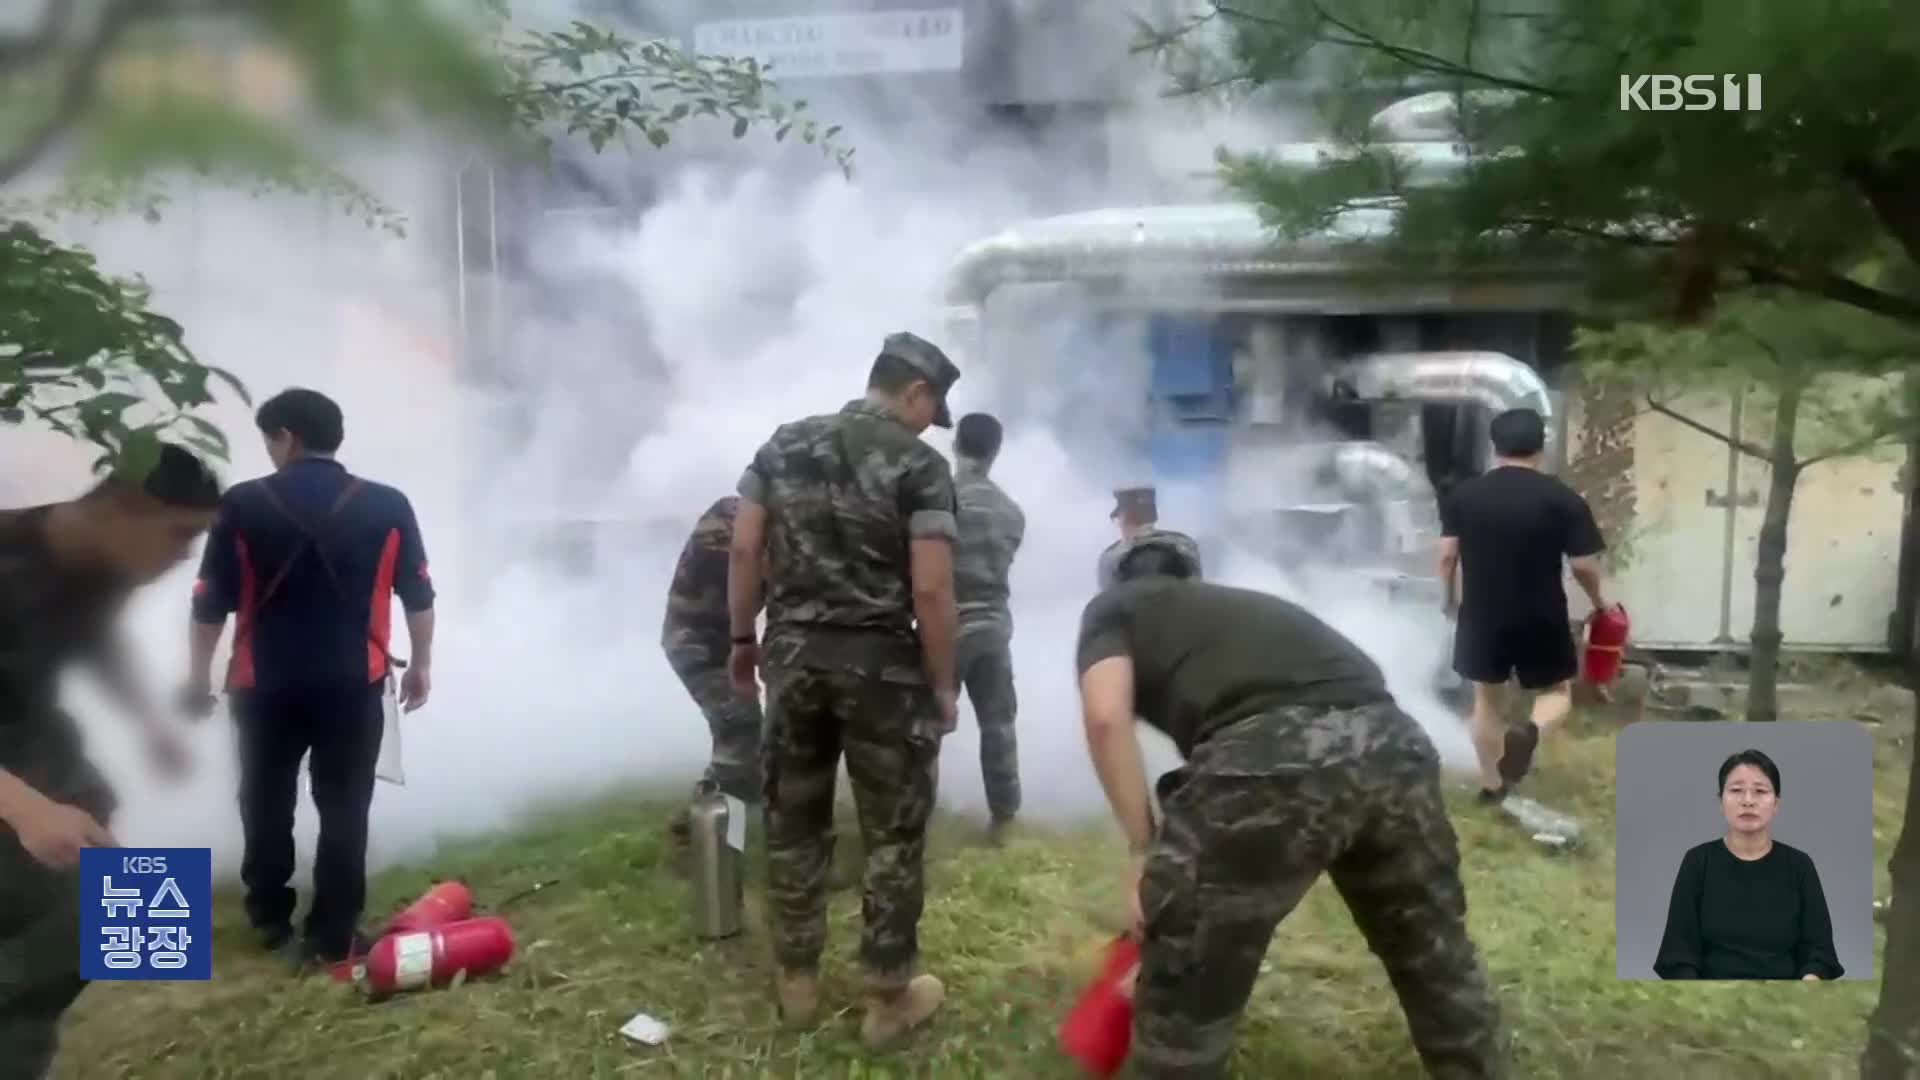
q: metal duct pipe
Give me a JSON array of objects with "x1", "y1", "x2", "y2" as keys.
[
  {"x1": 1329, "y1": 440, "x2": 1430, "y2": 499},
  {"x1": 1330, "y1": 350, "x2": 1555, "y2": 458},
  {"x1": 941, "y1": 133, "x2": 1482, "y2": 312},
  {"x1": 1369, "y1": 89, "x2": 1521, "y2": 142},
  {"x1": 942, "y1": 201, "x2": 1401, "y2": 311}
]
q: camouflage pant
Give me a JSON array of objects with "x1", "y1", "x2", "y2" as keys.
[
  {"x1": 0, "y1": 737, "x2": 115, "y2": 1080},
  {"x1": 957, "y1": 629, "x2": 1019, "y2": 820},
  {"x1": 762, "y1": 664, "x2": 940, "y2": 989},
  {"x1": 666, "y1": 660, "x2": 767, "y2": 839},
  {"x1": 1135, "y1": 703, "x2": 1505, "y2": 1079}
]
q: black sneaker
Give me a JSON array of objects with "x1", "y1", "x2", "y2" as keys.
[
  {"x1": 1499, "y1": 722, "x2": 1541, "y2": 789},
  {"x1": 1476, "y1": 785, "x2": 1507, "y2": 806},
  {"x1": 293, "y1": 930, "x2": 373, "y2": 976},
  {"x1": 257, "y1": 923, "x2": 295, "y2": 953},
  {"x1": 985, "y1": 815, "x2": 1016, "y2": 847}
]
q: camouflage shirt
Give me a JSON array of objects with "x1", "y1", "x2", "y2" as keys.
[
  {"x1": 660, "y1": 495, "x2": 753, "y2": 669},
  {"x1": 0, "y1": 506, "x2": 127, "y2": 805},
  {"x1": 1097, "y1": 528, "x2": 1204, "y2": 591},
  {"x1": 737, "y1": 399, "x2": 958, "y2": 682},
  {"x1": 953, "y1": 462, "x2": 1025, "y2": 639}
]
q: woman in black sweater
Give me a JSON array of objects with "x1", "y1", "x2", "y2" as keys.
[{"x1": 1652, "y1": 748, "x2": 1844, "y2": 981}]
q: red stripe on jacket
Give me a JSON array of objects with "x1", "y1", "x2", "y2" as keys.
[
  {"x1": 228, "y1": 536, "x2": 259, "y2": 690},
  {"x1": 368, "y1": 528, "x2": 400, "y2": 681}
]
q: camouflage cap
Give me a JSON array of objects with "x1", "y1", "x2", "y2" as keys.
[
  {"x1": 1112, "y1": 529, "x2": 1203, "y2": 582},
  {"x1": 1110, "y1": 486, "x2": 1157, "y2": 522},
  {"x1": 881, "y1": 331, "x2": 961, "y2": 429}
]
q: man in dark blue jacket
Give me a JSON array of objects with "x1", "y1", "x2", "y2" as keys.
[{"x1": 184, "y1": 388, "x2": 437, "y2": 968}]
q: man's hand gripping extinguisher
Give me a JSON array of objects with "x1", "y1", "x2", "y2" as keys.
[
  {"x1": 1059, "y1": 935, "x2": 1141, "y2": 1077},
  {"x1": 1582, "y1": 604, "x2": 1631, "y2": 686}
]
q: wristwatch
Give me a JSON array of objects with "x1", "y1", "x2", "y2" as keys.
[{"x1": 731, "y1": 635, "x2": 756, "y2": 646}]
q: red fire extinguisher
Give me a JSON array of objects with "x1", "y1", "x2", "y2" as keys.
[
  {"x1": 1059, "y1": 935, "x2": 1140, "y2": 1077},
  {"x1": 382, "y1": 881, "x2": 474, "y2": 937},
  {"x1": 1582, "y1": 604, "x2": 1631, "y2": 685},
  {"x1": 353, "y1": 917, "x2": 516, "y2": 1000}
]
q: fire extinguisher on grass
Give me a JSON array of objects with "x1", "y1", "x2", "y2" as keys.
[
  {"x1": 353, "y1": 917, "x2": 517, "y2": 1001},
  {"x1": 382, "y1": 880, "x2": 474, "y2": 936}
]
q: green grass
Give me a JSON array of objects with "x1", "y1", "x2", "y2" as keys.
[{"x1": 57, "y1": 712, "x2": 1905, "y2": 1079}]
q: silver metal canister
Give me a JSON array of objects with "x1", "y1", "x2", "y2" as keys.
[{"x1": 688, "y1": 781, "x2": 743, "y2": 938}]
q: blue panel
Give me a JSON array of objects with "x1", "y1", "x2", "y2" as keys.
[
  {"x1": 1147, "y1": 317, "x2": 1216, "y2": 397},
  {"x1": 1143, "y1": 317, "x2": 1233, "y2": 540},
  {"x1": 1146, "y1": 316, "x2": 1235, "y2": 422},
  {"x1": 1147, "y1": 423, "x2": 1231, "y2": 479},
  {"x1": 1149, "y1": 422, "x2": 1230, "y2": 564}
]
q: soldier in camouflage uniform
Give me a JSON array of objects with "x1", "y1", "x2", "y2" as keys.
[
  {"x1": 950, "y1": 413, "x2": 1026, "y2": 842},
  {"x1": 1076, "y1": 538, "x2": 1506, "y2": 1079},
  {"x1": 727, "y1": 332, "x2": 961, "y2": 1050},
  {"x1": 660, "y1": 495, "x2": 766, "y2": 850},
  {"x1": 1096, "y1": 487, "x2": 1201, "y2": 590},
  {"x1": 1, "y1": 446, "x2": 222, "y2": 1079}
]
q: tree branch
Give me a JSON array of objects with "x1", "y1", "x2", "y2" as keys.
[
  {"x1": 1798, "y1": 431, "x2": 1910, "y2": 470},
  {"x1": 1644, "y1": 394, "x2": 1774, "y2": 462},
  {"x1": 1746, "y1": 264, "x2": 1920, "y2": 328},
  {"x1": 0, "y1": 0, "x2": 138, "y2": 187},
  {"x1": 1847, "y1": 153, "x2": 1920, "y2": 272},
  {"x1": 1506, "y1": 215, "x2": 1678, "y2": 249},
  {"x1": 1501, "y1": 206, "x2": 1920, "y2": 326},
  {"x1": 1210, "y1": 1, "x2": 1568, "y2": 99}
]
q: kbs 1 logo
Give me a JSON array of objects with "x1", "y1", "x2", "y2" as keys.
[
  {"x1": 79, "y1": 848, "x2": 214, "y2": 980},
  {"x1": 1619, "y1": 74, "x2": 1763, "y2": 112}
]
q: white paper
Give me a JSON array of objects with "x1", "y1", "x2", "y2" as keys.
[
  {"x1": 723, "y1": 794, "x2": 747, "y2": 852},
  {"x1": 375, "y1": 673, "x2": 405, "y2": 786},
  {"x1": 619, "y1": 1011, "x2": 671, "y2": 1046}
]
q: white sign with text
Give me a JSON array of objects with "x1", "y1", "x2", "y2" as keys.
[{"x1": 693, "y1": 8, "x2": 965, "y2": 79}]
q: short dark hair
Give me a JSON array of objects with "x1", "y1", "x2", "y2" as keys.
[
  {"x1": 1489, "y1": 408, "x2": 1546, "y2": 458},
  {"x1": 955, "y1": 413, "x2": 1003, "y2": 460},
  {"x1": 87, "y1": 442, "x2": 221, "y2": 509},
  {"x1": 146, "y1": 443, "x2": 222, "y2": 509},
  {"x1": 1718, "y1": 748, "x2": 1782, "y2": 795},
  {"x1": 867, "y1": 353, "x2": 929, "y2": 395},
  {"x1": 256, "y1": 388, "x2": 345, "y2": 453},
  {"x1": 1115, "y1": 540, "x2": 1200, "y2": 583}
]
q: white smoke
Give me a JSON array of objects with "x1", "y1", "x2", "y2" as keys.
[{"x1": 4, "y1": 4, "x2": 1476, "y2": 880}]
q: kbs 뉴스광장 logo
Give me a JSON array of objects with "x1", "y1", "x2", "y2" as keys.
[{"x1": 78, "y1": 848, "x2": 214, "y2": 981}]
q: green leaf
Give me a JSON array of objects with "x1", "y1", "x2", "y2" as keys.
[{"x1": 88, "y1": 392, "x2": 144, "y2": 416}]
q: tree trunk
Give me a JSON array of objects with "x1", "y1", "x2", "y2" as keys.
[
  {"x1": 1861, "y1": 693, "x2": 1920, "y2": 1078},
  {"x1": 1745, "y1": 381, "x2": 1804, "y2": 723}
]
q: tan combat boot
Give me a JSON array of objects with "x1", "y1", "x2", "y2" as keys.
[
  {"x1": 859, "y1": 974, "x2": 945, "y2": 1049},
  {"x1": 776, "y1": 970, "x2": 819, "y2": 1028}
]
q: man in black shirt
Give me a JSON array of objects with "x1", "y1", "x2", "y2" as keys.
[
  {"x1": 1, "y1": 445, "x2": 222, "y2": 1079},
  {"x1": 1075, "y1": 537, "x2": 1505, "y2": 1079},
  {"x1": 185, "y1": 389, "x2": 437, "y2": 969},
  {"x1": 1439, "y1": 408, "x2": 1609, "y2": 801}
]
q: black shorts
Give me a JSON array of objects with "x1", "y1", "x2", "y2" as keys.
[{"x1": 1452, "y1": 617, "x2": 1577, "y2": 690}]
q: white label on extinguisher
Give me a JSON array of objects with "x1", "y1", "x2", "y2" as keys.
[
  {"x1": 723, "y1": 794, "x2": 746, "y2": 852},
  {"x1": 392, "y1": 932, "x2": 436, "y2": 990}
]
